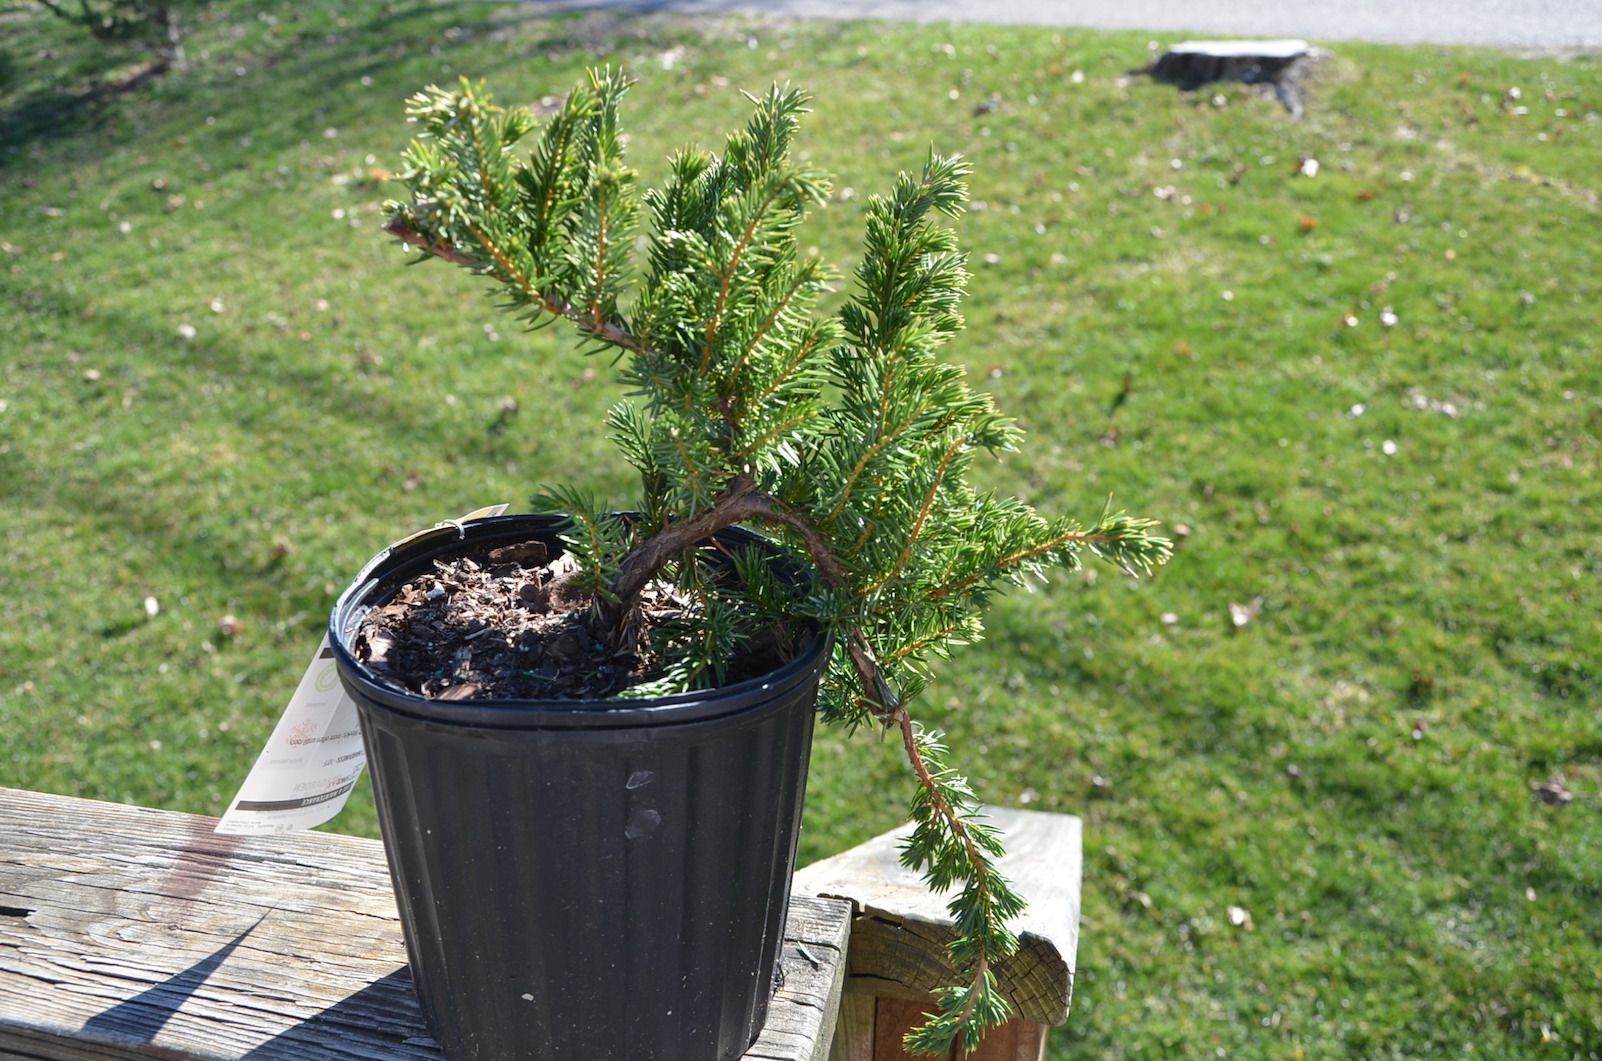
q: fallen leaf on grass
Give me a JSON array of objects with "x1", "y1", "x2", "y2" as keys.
[{"x1": 1534, "y1": 777, "x2": 1573, "y2": 806}]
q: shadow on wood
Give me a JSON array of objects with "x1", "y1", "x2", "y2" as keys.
[
  {"x1": 242, "y1": 969, "x2": 438, "y2": 1060},
  {"x1": 82, "y1": 921, "x2": 259, "y2": 1048}
]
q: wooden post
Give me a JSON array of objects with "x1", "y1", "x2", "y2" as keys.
[{"x1": 795, "y1": 809, "x2": 1081, "y2": 1061}]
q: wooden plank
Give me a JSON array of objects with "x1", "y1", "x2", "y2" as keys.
[
  {"x1": 0, "y1": 787, "x2": 849, "y2": 1061},
  {"x1": 827, "y1": 993, "x2": 876, "y2": 1061},
  {"x1": 793, "y1": 808, "x2": 1081, "y2": 1026},
  {"x1": 746, "y1": 898, "x2": 851, "y2": 1061}
]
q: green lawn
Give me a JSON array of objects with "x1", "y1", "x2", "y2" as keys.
[{"x1": 2, "y1": 4, "x2": 1599, "y2": 1056}]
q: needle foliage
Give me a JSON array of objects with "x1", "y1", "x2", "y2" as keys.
[{"x1": 386, "y1": 68, "x2": 1170, "y2": 1054}]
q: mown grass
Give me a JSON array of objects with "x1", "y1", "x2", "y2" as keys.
[{"x1": 2, "y1": 4, "x2": 1599, "y2": 1056}]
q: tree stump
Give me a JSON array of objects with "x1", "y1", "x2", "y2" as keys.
[{"x1": 1139, "y1": 39, "x2": 1316, "y2": 117}]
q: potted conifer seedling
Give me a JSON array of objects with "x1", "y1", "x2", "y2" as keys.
[{"x1": 329, "y1": 69, "x2": 1171, "y2": 1061}]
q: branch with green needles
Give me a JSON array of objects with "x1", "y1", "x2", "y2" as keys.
[{"x1": 384, "y1": 70, "x2": 1171, "y2": 1054}]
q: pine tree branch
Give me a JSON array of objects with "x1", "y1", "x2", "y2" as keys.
[
  {"x1": 821, "y1": 399, "x2": 935, "y2": 526},
  {"x1": 702, "y1": 183, "x2": 783, "y2": 375},
  {"x1": 384, "y1": 218, "x2": 476, "y2": 265},
  {"x1": 384, "y1": 218, "x2": 647, "y2": 355},
  {"x1": 925, "y1": 527, "x2": 1114, "y2": 601},
  {"x1": 464, "y1": 106, "x2": 497, "y2": 209},
  {"x1": 893, "y1": 711, "x2": 1007, "y2": 1050},
  {"x1": 735, "y1": 408, "x2": 821, "y2": 460},
  {"x1": 741, "y1": 327, "x2": 824, "y2": 417},
  {"x1": 530, "y1": 116, "x2": 575, "y2": 244},
  {"x1": 590, "y1": 187, "x2": 611, "y2": 326},
  {"x1": 862, "y1": 433, "x2": 966, "y2": 595},
  {"x1": 885, "y1": 619, "x2": 964, "y2": 663},
  {"x1": 726, "y1": 268, "x2": 810, "y2": 404},
  {"x1": 822, "y1": 403, "x2": 971, "y2": 533}
]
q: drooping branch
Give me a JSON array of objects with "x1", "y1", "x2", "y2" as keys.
[{"x1": 599, "y1": 480, "x2": 1007, "y2": 1053}]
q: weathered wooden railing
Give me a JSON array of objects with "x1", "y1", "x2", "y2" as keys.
[{"x1": 0, "y1": 788, "x2": 1078, "y2": 1060}]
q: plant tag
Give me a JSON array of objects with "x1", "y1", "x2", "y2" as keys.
[
  {"x1": 214, "y1": 504, "x2": 511, "y2": 836},
  {"x1": 215, "y1": 635, "x2": 364, "y2": 836}
]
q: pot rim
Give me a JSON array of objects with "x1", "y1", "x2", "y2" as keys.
[{"x1": 328, "y1": 513, "x2": 829, "y2": 731}]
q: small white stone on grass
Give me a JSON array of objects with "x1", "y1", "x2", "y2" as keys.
[
  {"x1": 144, "y1": 596, "x2": 160, "y2": 618},
  {"x1": 177, "y1": 323, "x2": 197, "y2": 341},
  {"x1": 1382, "y1": 439, "x2": 1399, "y2": 456}
]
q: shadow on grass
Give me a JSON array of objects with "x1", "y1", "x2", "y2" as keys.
[{"x1": 0, "y1": 2, "x2": 682, "y2": 171}]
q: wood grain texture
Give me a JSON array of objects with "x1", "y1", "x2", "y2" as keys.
[
  {"x1": 826, "y1": 992, "x2": 875, "y2": 1061},
  {"x1": 0, "y1": 787, "x2": 849, "y2": 1061},
  {"x1": 793, "y1": 808, "x2": 1081, "y2": 1026},
  {"x1": 867, "y1": 999, "x2": 1045, "y2": 1061}
]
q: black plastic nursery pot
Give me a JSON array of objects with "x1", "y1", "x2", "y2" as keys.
[{"x1": 329, "y1": 514, "x2": 828, "y2": 1061}]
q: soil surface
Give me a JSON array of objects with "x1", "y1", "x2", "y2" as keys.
[{"x1": 352, "y1": 540, "x2": 790, "y2": 702}]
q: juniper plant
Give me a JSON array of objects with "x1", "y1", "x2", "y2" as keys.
[{"x1": 385, "y1": 69, "x2": 1171, "y2": 1055}]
